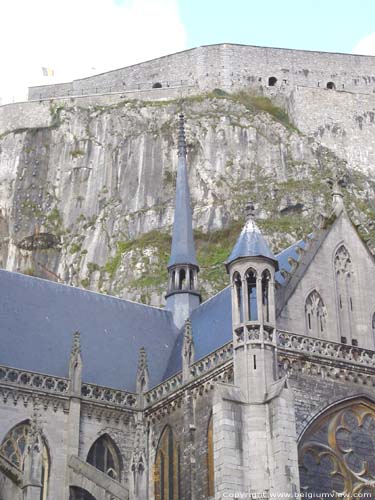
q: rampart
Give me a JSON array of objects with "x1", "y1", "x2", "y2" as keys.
[{"x1": 28, "y1": 43, "x2": 375, "y2": 100}]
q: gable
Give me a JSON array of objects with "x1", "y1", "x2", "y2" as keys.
[{"x1": 277, "y1": 211, "x2": 375, "y2": 348}]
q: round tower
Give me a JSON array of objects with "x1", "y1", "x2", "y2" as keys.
[{"x1": 225, "y1": 203, "x2": 279, "y2": 402}]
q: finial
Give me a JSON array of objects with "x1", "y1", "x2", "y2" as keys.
[
  {"x1": 138, "y1": 347, "x2": 147, "y2": 373},
  {"x1": 246, "y1": 201, "x2": 255, "y2": 221},
  {"x1": 182, "y1": 319, "x2": 195, "y2": 382},
  {"x1": 71, "y1": 331, "x2": 81, "y2": 356},
  {"x1": 328, "y1": 170, "x2": 347, "y2": 215},
  {"x1": 178, "y1": 113, "x2": 187, "y2": 158},
  {"x1": 30, "y1": 399, "x2": 43, "y2": 442},
  {"x1": 136, "y1": 347, "x2": 149, "y2": 394}
]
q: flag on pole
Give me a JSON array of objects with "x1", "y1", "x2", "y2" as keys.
[{"x1": 42, "y1": 67, "x2": 55, "y2": 77}]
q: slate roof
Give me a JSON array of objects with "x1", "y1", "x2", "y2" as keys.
[
  {"x1": 0, "y1": 269, "x2": 178, "y2": 392},
  {"x1": 164, "y1": 240, "x2": 306, "y2": 378},
  {"x1": 0, "y1": 235, "x2": 310, "y2": 390},
  {"x1": 226, "y1": 218, "x2": 277, "y2": 266},
  {"x1": 168, "y1": 115, "x2": 198, "y2": 268},
  {"x1": 164, "y1": 286, "x2": 232, "y2": 379},
  {"x1": 275, "y1": 238, "x2": 307, "y2": 284}
]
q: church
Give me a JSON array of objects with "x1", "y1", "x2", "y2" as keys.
[{"x1": 0, "y1": 113, "x2": 374, "y2": 500}]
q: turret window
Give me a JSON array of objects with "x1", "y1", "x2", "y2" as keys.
[
  {"x1": 261, "y1": 270, "x2": 271, "y2": 322},
  {"x1": 246, "y1": 269, "x2": 258, "y2": 321},
  {"x1": 233, "y1": 272, "x2": 243, "y2": 323},
  {"x1": 178, "y1": 269, "x2": 186, "y2": 290},
  {"x1": 305, "y1": 290, "x2": 326, "y2": 337}
]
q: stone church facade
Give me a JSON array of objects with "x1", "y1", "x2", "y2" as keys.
[{"x1": 0, "y1": 115, "x2": 375, "y2": 500}]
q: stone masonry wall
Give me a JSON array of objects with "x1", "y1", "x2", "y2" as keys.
[{"x1": 28, "y1": 44, "x2": 375, "y2": 100}]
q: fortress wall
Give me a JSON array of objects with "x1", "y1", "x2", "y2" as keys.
[
  {"x1": 28, "y1": 48, "x2": 201, "y2": 100},
  {"x1": 28, "y1": 44, "x2": 375, "y2": 101},
  {"x1": 0, "y1": 101, "x2": 52, "y2": 136},
  {"x1": 0, "y1": 86, "x2": 198, "y2": 136},
  {"x1": 223, "y1": 44, "x2": 375, "y2": 93},
  {"x1": 289, "y1": 86, "x2": 375, "y2": 172}
]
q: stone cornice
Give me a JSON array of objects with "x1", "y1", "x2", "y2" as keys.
[{"x1": 1, "y1": 331, "x2": 375, "y2": 416}]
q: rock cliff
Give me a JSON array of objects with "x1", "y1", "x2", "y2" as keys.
[{"x1": 0, "y1": 90, "x2": 374, "y2": 305}]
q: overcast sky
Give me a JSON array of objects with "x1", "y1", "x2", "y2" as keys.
[{"x1": 1, "y1": 0, "x2": 375, "y2": 104}]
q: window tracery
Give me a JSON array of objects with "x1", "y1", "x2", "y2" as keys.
[
  {"x1": 0, "y1": 422, "x2": 49, "y2": 500},
  {"x1": 154, "y1": 426, "x2": 180, "y2": 500},
  {"x1": 334, "y1": 245, "x2": 354, "y2": 342},
  {"x1": 87, "y1": 434, "x2": 121, "y2": 481},
  {"x1": 299, "y1": 399, "x2": 375, "y2": 496},
  {"x1": 305, "y1": 290, "x2": 327, "y2": 336}
]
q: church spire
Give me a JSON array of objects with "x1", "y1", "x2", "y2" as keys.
[
  {"x1": 166, "y1": 114, "x2": 200, "y2": 329},
  {"x1": 168, "y1": 114, "x2": 198, "y2": 268}
]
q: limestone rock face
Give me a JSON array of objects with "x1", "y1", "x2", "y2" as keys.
[{"x1": 0, "y1": 92, "x2": 374, "y2": 305}]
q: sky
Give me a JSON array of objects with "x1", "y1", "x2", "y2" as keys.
[{"x1": 1, "y1": 0, "x2": 375, "y2": 104}]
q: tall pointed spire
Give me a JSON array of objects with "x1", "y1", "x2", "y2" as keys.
[
  {"x1": 166, "y1": 114, "x2": 201, "y2": 329},
  {"x1": 168, "y1": 114, "x2": 198, "y2": 267}
]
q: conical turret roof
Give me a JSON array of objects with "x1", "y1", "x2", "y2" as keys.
[
  {"x1": 226, "y1": 204, "x2": 277, "y2": 268},
  {"x1": 168, "y1": 114, "x2": 198, "y2": 268}
]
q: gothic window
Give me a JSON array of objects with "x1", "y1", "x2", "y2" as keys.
[
  {"x1": 190, "y1": 270, "x2": 194, "y2": 289},
  {"x1": 261, "y1": 270, "x2": 271, "y2": 323},
  {"x1": 299, "y1": 398, "x2": 375, "y2": 496},
  {"x1": 233, "y1": 272, "x2": 243, "y2": 323},
  {"x1": 246, "y1": 269, "x2": 258, "y2": 321},
  {"x1": 154, "y1": 426, "x2": 180, "y2": 500},
  {"x1": 87, "y1": 434, "x2": 121, "y2": 481},
  {"x1": 69, "y1": 487, "x2": 96, "y2": 500},
  {"x1": 0, "y1": 421, "x2": 49, "y2": 500},
  {"x1": 305, "y1": 290, "x2": 326, "y2": 337},
  {"x1": 207, "y1": 415, "x2": 214, "y2": 497},
  {"x1": 179, "y1": 269, "x2": 186, "y2": 290},
  {"x1": 334, "y1": 245, "x2": 354, "y2": 342}
]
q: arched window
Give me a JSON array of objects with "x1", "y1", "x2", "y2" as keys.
[
  {"x1": 190, "y1": 271, "x2": 194, "y2": 289},
  {"x1": 261, "y1": 270, "x2": 271, "y2": 323},
  {"x1": 152, "y1": 82, "x2": 162, "y2": 88},
  {"x1": 246, "y1": 269, "x2": 258, "y2": 321},
  {"x1": 69, "y1": 487, "x2": 96, "y2": 500},
  {"x1": 299, "y1": 398, "x2": 375, "y2": 496},
  {"x1": 233, "y1": 272, "x2": 243, "y2": 323},
  {"x1": 154, "y1": 427, "x2": 180, "y2": 500},
  {"x1": 334, "y1": 245, "x2": 354, "y2": 342},
  {"x1": 207, "y1": 415, "x2": 214, "y2": 497},
  {"x1": 179, "y1": 269, "x2": 186, "y2": 290},
  {"x1": 268, "y1": 76, "x2": 277, "y2": 86},
  {"x1": 0, "y1": 421, "x2": 49, "y2": 500},
  {"x1": 87, "y1": 434, "x2": 121, "y2": 481},
  {"x1": 326, "y1": 81, "x2": 335, "y2": 89},
  {"x1": 305, "y1": 290, "x2": 326, "y2": 337},
  {"x1": 171, "y1": 270, "x2": 176, "y2": 291}
]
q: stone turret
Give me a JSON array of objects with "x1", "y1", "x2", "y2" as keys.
[
  {"x1": 212, "y1": 203, "x2": 299, "y2": 499},
  {"x1": 166, "y1": 114, "x2": 201, "y2": 328},
  {"x1": 225, "y1": 202, "x2": 278, "y2": 402}
]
